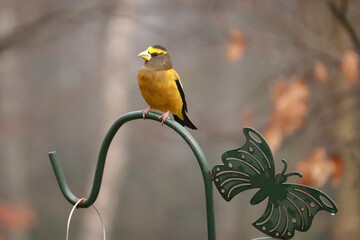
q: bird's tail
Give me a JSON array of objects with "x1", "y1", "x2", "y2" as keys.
[{"x1": 174, "y1": 111, "x2": 197, "y2": 130}]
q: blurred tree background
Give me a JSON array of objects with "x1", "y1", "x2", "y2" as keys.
[{"x1": 0, "y1": 0, "x2": 359, "y2": 239}]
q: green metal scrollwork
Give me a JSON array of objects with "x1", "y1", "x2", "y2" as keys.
[
  {"x1": 212, "y1": 127, "x2": 338, "y2": 239},
  {"x1": 48, "y1": 110, "x2": 215, "y2": 240}
]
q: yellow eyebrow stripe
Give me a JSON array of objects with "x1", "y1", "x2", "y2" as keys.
[{"x1": 147, "y1": 46, "x2": 167, "y2": 54}]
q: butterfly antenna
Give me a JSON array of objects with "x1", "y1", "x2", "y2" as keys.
[
  {"x1": 281, "y1": 159, "x2": 302, "y2": 179},
  {"x1": 285, "y1": 172, "x2": 303, "y2": 179},
  {"x1": 280, "y1": 159, "x2": 288, "y2": 175}
]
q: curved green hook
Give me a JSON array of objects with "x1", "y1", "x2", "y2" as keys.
[{"x1": 48, "y1": 110, "x2": 215, "y2": 240}]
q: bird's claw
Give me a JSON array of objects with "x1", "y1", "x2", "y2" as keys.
[
  {"x1": 141, "y1": 107, "x2": 152, "y2": 119},
  {"x1": 159, "y1": 111, "x2": 170, "y2": 126}
]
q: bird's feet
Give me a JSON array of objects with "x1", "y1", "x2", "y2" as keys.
[
  {"x1": 159, "y1": 111, "x2": 170, "y2": 125},
  {"x1": 141, "y1": 107, "x2": 152, "y2": 119}
]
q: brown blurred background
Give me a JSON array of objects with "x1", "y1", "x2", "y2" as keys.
[{"x1": 0, "y1": 0, "x2": 359, "y2": 239}]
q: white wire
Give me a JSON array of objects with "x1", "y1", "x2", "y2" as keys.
[
  {"x1": 66, "y1": 198, "x2": 106, "y2": 240},
  {"x1": 92, "y1": 204, "x2": 107, "y2": 240}
]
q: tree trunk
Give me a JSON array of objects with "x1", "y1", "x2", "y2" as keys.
[
  {"x1": 79, "y1": 1, "x2": 134, "y2": 239},
  {"x1": 330, "y1": 1, "x2": 360, "y2": 238},
  {"x1": 0, "y1": 50, "x2": 29, "y2": 240},
  {"x1": 0, "y1": 3, "x2": 35, "y2": 238},
  {"x1": 333, "y1": 91, "x2": 360, "y2": 240}
]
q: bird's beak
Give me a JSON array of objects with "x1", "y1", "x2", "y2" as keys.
[{"x1": 137, "y1": 50, "x2": 151, "y2": 61}]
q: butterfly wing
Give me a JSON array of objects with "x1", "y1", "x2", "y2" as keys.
[
  {"x1": 212, "y1": 127, "x2": 276, "y2": 201},
  {"x1": 253, "y1": 184, "x2": 338, "y2": 239}
]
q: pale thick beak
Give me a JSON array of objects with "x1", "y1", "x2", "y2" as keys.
[{"x1": 137, "y1": 50, "x2": 151, "y2": 61}]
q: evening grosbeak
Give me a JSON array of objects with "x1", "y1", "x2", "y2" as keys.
[{"x1": 137, "y1": 45, "x2": 197, "y2": 130}]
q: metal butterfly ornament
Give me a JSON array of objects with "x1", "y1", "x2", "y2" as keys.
[{"x1": 212, "y1": 128, "x2": 338, "y2": 239}]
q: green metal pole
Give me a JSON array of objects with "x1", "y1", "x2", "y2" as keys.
[{"x1": 49, "y1": 110, "x2": 216, "y2": 240}]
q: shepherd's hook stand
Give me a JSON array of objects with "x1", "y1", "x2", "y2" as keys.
[
  {"x1": 49, "y1": 110, "x2": 338, "y2": 240},
  {"x1": 49, "y1": 110, "x2": 215, "y2": 240}
]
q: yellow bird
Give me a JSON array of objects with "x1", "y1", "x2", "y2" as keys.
[{"x1": 137, "y1": 45, "x2": 197, "y2": 130}]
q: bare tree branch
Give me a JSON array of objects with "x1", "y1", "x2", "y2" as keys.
[
  {"x1": 0, "y1": 4, "x2": 115, "y2": 54},
  {"x1": 0, "y1": 11, "x2": 62, "y2": 53},
  {"x1": 328, "y1": 0, "x2": 360, "y2": 53}
]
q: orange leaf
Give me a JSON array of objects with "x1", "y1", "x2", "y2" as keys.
[
  {"x1": 297, "y1": 147, "x2": 339, "y2": 188},
  {"x1": 265, "y1": 77, "x2": 309, "y2": 152},
  {"x1": 273, "y1": 77, "x2": 309, "y2": 134},
  {"x1": 0, "y1": 202, "x2": 37, "y2": 231},
  {"x1": 226, "y1": 29, "x2": 245, "y2": 62},
  {"x1": 331, "y1": 155, "x2": 344, "y2": 187},
  {"x1": 264, "y1": 123, "x2": 283, "y2": 152},
  {"x1": 313, "y1": 60, "x2": 328, "y2": 83},
  {"x1": 242, "y1": 105, "x2": 253, "y2": 127},
  {"x1": 341, "y1": 50, "x2": 359, "y2": 85}
]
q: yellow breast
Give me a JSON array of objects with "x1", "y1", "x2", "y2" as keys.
[{"x1": 137, "y1": 67, "x2": 184, "y2": 117}]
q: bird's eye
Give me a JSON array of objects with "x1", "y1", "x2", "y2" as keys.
[{"x1": 152, "y1": 52, "x2": 158, "y2": 57}]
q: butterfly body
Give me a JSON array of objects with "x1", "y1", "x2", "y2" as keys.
[
  {"x1": 212, "y1": 128, "x2": 337, "y2": 239},
  {"x1": 251, "y1": 184, "x2": 275, "y2": 206}
]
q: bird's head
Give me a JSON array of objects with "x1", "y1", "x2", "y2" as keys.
[{"x1": 137, "y1": 45, "x2": 172, "y2": 70}]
